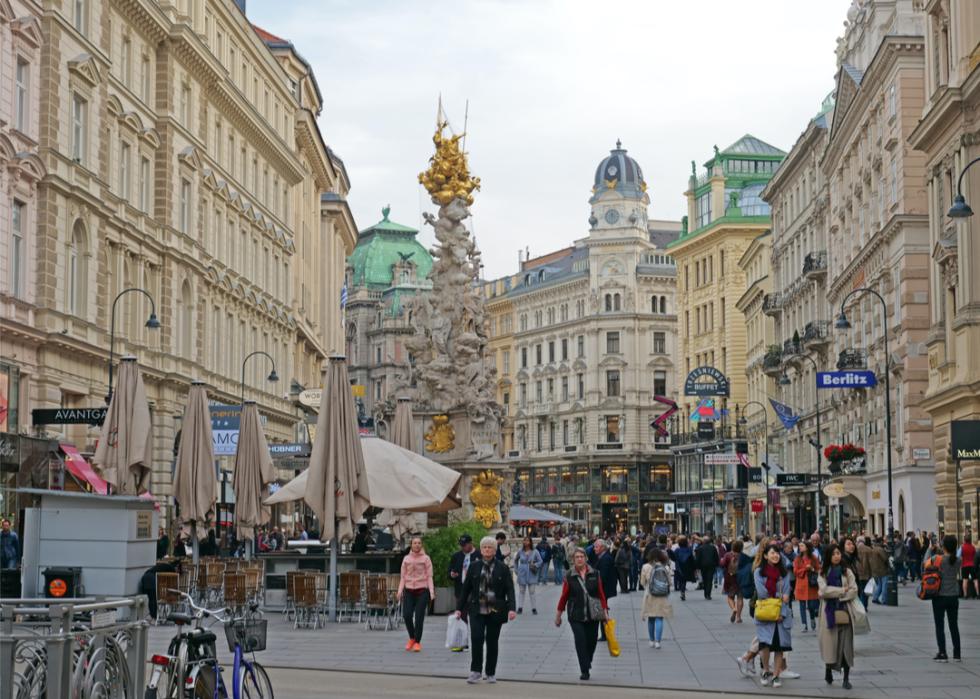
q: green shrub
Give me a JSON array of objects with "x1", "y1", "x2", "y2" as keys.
[{"x1": 422, "y1": 520, "x2": 488, "y2": 587}]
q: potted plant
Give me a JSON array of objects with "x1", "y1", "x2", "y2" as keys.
[
  {"x1": 421, "y1": 520, "x2": 488, "y2": 615},
  {"x1": 824, "y1": 443, "x2": 866, "y2": 474}
]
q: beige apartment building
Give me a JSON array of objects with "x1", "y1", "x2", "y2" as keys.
[
  {"x1": 823, "y1": 0, "x2": 934, "y2": 536},
  {"x1": 0, "y1": 1, "x2": 355, "y2": 521},
  {"x1": 910, "y1": 0, "x2": 980, "y2": 536},
  {"x1": 483, "y1": 269, "x2": 520, "y2": 455}
]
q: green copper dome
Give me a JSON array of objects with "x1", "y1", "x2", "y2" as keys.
[{"x1": 348, "y1": 206, "x2": 433, "y2": 290}]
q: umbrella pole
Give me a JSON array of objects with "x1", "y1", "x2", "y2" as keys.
[
  {"x1": 191, "y1": 521, "x2": 200, "y2": 566},
  {"x1": 329, "y1": 535, "x2": 338, "y2": 623}
]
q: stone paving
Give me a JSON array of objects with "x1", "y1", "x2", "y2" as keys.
[{"x1": 148, "y1": 582, "x2": 979, "y2": 698}]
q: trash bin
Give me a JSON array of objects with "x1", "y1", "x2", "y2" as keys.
[
  {"x1": 0, "y1": 568, "x2": 21, "y2": 598},
  {"x1": 43, "y1": 567, "x2": 82, "y2": 598},
  {"x1": 885, "y1": 574, "x2": 898, "y2": 606}
]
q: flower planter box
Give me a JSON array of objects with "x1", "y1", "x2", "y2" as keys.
[{"x1": 430, "y1": 586, "x2": 455, "y2": 615}]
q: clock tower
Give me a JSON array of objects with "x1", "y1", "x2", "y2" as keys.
[{"x1": 588, "y1": 140, "x2": 651, "y2": 240}]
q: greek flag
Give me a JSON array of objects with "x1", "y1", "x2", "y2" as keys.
[
  {"x1": 340, "y1": 282, "x2": 348, "y2": 310},
  {"x1": 769, "y1": 398, "x2": 800, "y2": 431}
]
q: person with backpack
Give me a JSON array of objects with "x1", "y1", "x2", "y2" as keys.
[
  {"x1": 721, "y1": 539, "x2": 746, "y2": 623},
  {"x1": 671, "y1": 535, "x2": 695, "y2": 601},
  {"x1": 922, "y1": 535, "x2": 961, "y2": 662},
  {"x1": 536, "y1": 535, "x2": 553, "y2": 584},
  {"x1": 640, "y1": 547, "x2": 673, "y2": 649},
  {"x1": 696, "y1": 534, "x2": 721, "y2": 600}
]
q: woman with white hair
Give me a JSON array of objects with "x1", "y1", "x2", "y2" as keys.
[{"x1": 456, "y1": 535, "x2": 517, "y2": 683}]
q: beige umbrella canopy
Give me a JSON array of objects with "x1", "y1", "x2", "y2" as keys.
[
  {"x1": 303, "y1": 356, "x2": 371, "y2": 543},
  {"x1": 93, "y1": 356, "x2": 152, "y2": 496},
  {"x1": 378, "y1": 397, "x2": 419, "y2": 538},
  {"x1": 233, "y1": 400, "x2": 276, "y2": 541},
  {"x1": 173, "y1": 381, "x2": 218, "y2": 528}
]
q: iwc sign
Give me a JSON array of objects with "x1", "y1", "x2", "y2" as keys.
[{"x1": 683, "y1": 366, "x2": 730, "y2": 397}]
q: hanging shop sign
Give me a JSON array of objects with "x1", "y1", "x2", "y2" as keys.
[
  {"x1": 823, "y1": 482, "x2": 847, "y2": 498},
  {"x1": 777, "y1": 473, "x2": 809, "y2": 487},
  {"x1": 703, "y1": 453, "x2": 739, "y2": 465},
  {"x1": 683, "y1": 366, "x2": 730, "y2": 396},
  {"x1": 951, "y1": 420, "x2": 980, "y2": 460},
  {"x1": 816, "y1": 370, "x2": 877, "y2": 389},
  {"x1": 750, "y1": 500, "x2": 764, "y2": 513},
  {"x1": 298, "y1": 389, "x2": 322, "y2": 408},
  {"x1": 697, "y1": 421, "x2": 715, "y2": 440}
]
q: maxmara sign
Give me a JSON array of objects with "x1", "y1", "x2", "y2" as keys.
[{"x1": 951, "y1": 420, "x2": 980, "y2": 461}]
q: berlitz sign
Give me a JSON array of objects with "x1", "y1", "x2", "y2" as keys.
[
  {"x1": 684, "y1": 366, "x2": 730, "y2": 396},
  {"x1": 950, "y1": 420, "x2": 980, "y2": 461},
  {"x1": 816, "y1": 370, "x2": 877, "y2": 389}
]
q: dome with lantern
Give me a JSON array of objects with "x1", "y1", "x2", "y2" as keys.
[{"x1": 591, "y1": 140, "x2": 648, "y2": 203}]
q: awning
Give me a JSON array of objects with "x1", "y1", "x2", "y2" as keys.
[
  {"x1": 508, "y1": 504, "x2": 575, "y2": 525},
  {"x1": 60, "y1": 443, "x2": 109, "y2": 494}
]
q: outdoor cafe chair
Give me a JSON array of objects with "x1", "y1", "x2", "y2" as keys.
[
  {"x1": 224, "y1": 571, "x2": 248, "y2": 617},
  {"x1": 283, "y1": 570, "x2": 303, "y2": 621},
  {"x1": 293, "y1": 573, "x2": 319, "y2": 630},
  {"x1": 364, "y1": 575, "x2": 393, "y2": 631},
  {"x1": 243, "y1": 568, "x2": 262, "y2": 606},
  {"x1": 338, "y1": 571, "x2": 366, "y2": 624},
  {"x1": 205, "y1": 562, "x2": 226, "y2": 606},
  {"x1": 155, "y1": 572, "x2": 180, "y2": 625}
]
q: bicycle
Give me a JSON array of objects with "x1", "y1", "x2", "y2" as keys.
[{"x1": 146, "y1": 591, "x2": 273, "y2": 699}]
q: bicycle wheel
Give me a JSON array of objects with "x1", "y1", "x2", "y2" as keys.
[{"x1": 239, "y1": 661, "x2": 273, "y2": 699}]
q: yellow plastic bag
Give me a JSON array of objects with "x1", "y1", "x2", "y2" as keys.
[{"x1": 604, "y1": 618, "x2": 620, "y2": 657}]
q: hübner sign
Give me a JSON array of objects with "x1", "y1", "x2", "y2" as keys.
[{"x1": 950, "y1": 420, "x2": 980, "y2": 461}]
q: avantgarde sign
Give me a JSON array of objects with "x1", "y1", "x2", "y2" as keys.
[
  {"x1": 950, "y1": 420, "x2": 980, "y2": 461},
  {"x1": 683, "y1": 366, "x2": 730, "y2": 396}
]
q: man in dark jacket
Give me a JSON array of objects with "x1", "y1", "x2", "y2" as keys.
[
  {"x1": 536, "y1": 536, "x2": 552, "y2": 584},
  {"x1": 696, "y1": 535, "x2": 721, "y2": 600},
  {"x1": 448, "y1": 534, "x2": 476, "y2": 617},
  {"x1": 593, "y1": 539, "x2": 617, "y2": 639}
]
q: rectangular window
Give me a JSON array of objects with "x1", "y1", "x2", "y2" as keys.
[
  {"x1": 15, "y1": 59, "x2": 28, "y2": 131},
  {"x1": 548, "y1": 341, "x2": 555, "y2": 363},
  {"x1": 179, "y1": 178, "x2": 191, "y2": 233},
  {"x1": 653, "y1": 331, "x2": 666, "y2": 354},
  {"x1": 535, "y1": 344, "x2": 542, "y2": 365},
  {"x1": 535, "y1": 381, "x2": 542, "y2": 402},
  {"x1": 71, "y1": 93, "x2": 87, "y2": 162},
  {"x1": 605, "y1": 417, "x2": 622, "y2": 443},
  {"x1": 521, "y1": 347, "x2": 527, "y2": 368},
  {"x1": 537, "y1": 423, "x2": 543, "y2": 452},
  {"x1": 11, "y1": 200, "x2": 25, "y2": 297},
  {"x1": 502, "y1": 350, "x2": 510, "y2": 374},
  {"x1": 141, "y1": 55, "x2": 151, "y2": 103},
  {"x1": 181, "y1": 83, "x2": 191, "y2": 126},
  {"x1": 654, "y1": 370, "x2": 667, "y2": 396},
  {"x1": 890, "y1": 159, "x2": 898, "y2": 203},
  {"x1": 562, "y1": 420, "x2": 568, "y2": 446},
  {"x1": 547, "y1": 377, "x2": 554, "y2": 400},
  {"x1": 119, "y1": 142, "x2": 131, "y2": 200},
  {"x1": 519, "y1": 382, "x2": 527, "y2": 407},
  {"x1": 561, "y1": 338, "x2": 568, "y2": 361},
  {"x1": 606, "y1": 370, "x2": 621, "y2": 397},
  {"x1": 561, "y1": 376, "x2": 568, "y2": 402},
  {"x1": 121, "y1": 36, "x2": 132, "y2": 85},
  {"x1": 139, "y1": 156, "x2": 150, "y2": 212},
  {"x1": 577, "y1": 373, "x2": 584, "y2": 400},
  {"x1": 577, "y1": 335, "x2": 585, "y2": 357},
  {"x1": 74, "y1": 0, "x2": 86, "y2": 33},
  {"x1": 606, "y1": 331, "x2": 620, "y2": 354}
]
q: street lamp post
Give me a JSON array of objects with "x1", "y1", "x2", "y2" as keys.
[
  {"x1": 835, "y1": 287, "x2": 894, "y2": 540},
  {"x1": 946, "y1": 156, "x2": 980, "y2": 218},
  {"x1": 780, "y1": 352, "x2": 824, "y2": 534},
  {"x1": 739, "y1": 400, "x2": 769, "y2": 535},
  {"x1": 240, "y1": 351, "x2": 279, "y2": 406},
  {"x1": 107, "y1": 287, "x2": 161, "y2": 404}
]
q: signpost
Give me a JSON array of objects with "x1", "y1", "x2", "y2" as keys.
[{"x1": 816, "y1": 370, "x2": 877, "y2": 389}]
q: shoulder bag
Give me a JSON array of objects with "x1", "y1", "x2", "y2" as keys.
[{"x1": 754, "y1": 597, "x2": 782, "y2": 622}]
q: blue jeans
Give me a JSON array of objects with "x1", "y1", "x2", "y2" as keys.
[
  {"x1": 647, "y1": 617, "x2": 664, "y2": 642},
  {"x1": 874, "y1": 575, "x2": 891, "y2": 603},
  {"x1": 554, "y1": 563, "x2": 565, "y2": 586},
  {"x1": 538, "y1": 560, "x2": 550, "y2": 584},
  {"x1": 798, "y1": 599, "x2": 818, "y2": 628}
]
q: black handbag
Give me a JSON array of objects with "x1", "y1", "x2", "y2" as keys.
[{"x1": 807, "y1": 571, "x2": 818, "y2": 587}]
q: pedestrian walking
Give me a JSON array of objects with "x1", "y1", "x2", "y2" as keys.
[
  {"x1": 639, "y1": 548, "x2": 673, "y2": 649},
  {"x1": 515, "y1": 536, "x2": 543, "y2": 614},
  {"x1": 696, "y1": 534, "x2": 720, "y2": 600},
  {"x1": 793, "y1": 541, "x2": 820, "y2": 632},
  {"x1": 495, "y1": 531, "x2": 511, "y2": 563},
  {"x1": 930, "y1": 534, "x2": 961, "y2": 662},
  {"x1": 614, "y1": 537, "x2": 632, "y2": 594},
  {"x1": 449, "y1": 534, "x2": 476, "y2": 625},
  {"x1": 630, "y1": 537, "x2": 642, "y2": 591},
  {"x1": 551, "y1": 537, "x2": 567, "y2": 586},
  {"x1": 456, "y1": 536, "x2": 517, "y2": 683},
  {"x1": 855, "y1": 536, "x2": 874, "y2": 608},
  {"x1": 754, "y1": 544, "x2": 793, "y2": 688},
  {"x1": 593, "y1": 539, "x2": 617, "y2": 640},
  {"x1": 397, "y1": 536, "x2": 435, "y2": 652},
  {"x1": 870, "y1": 537, "x2": 890, "y2": 604},
  {"x1": 0, "y1": 519, "x2": 20, "y2": 570},
  {"x1": 556, "y1": 547, "x2": 609, "y2": 680},
  {"x1": 536, "y1": 535, "x2": 552, "y2": 584},
  {"x1": 817, "y1": 543, "x2": 858, "y2": 689},
  {"x1": 906, "y1": 531, "x2": 922, "y2": 583},
  {"x1": 959, "y1": 534, "x2": 977, "y2": 599},
  {"x1": 721, "y1": 539, "x2": 746, "y2": 623},
  {"x1": 671, "y1": 535, "x2": 695, "y2": 600}
]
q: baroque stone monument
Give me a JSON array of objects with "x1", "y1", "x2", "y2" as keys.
[{"x1": 399, "y1": 120, "x2": 510, "y2": 527}]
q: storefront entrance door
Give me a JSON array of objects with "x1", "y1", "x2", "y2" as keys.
[{"x1": 602, "y1": 504, "x2": 628, "y2": 535}]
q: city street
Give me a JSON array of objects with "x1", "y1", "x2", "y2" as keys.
[{"x1": 148, "y1": 582, "x2": 979, "y2": 698}]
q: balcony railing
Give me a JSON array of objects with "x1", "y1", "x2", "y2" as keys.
[
  {"x1": 783, "y1": 337, "x2": 802, "y2": 357},
  {"x1": 803, "y1": 320, "x2": 830, "y2": 347},
  {"x1": 763, "y1": 345, "x2": 783, "y2": 376},
  {"x1": 762, "y1": 293, "x2": 782, "y2": 316},
  {"x1": 803, "y1": 251, "x2": 827, "y2": 278},
  {"x1": 836, "y1": 348, "x2": 868, "y2": 370}
]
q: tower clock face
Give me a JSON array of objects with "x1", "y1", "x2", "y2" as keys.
[
  {"x1": 605, "y1": 209, "x2": 620, "y2": 224},
  {"x1": 606, "y1": 164, "x2": 619, "y2": 178}
]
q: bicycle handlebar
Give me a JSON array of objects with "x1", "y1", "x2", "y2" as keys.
[{"x1": 167, "y1": 589, "x2": 232, "y2": 623}]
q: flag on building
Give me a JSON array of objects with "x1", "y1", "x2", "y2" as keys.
[
  {"x1": 768, "y1": 398, "x2": 800, "y2": 431},
  {"x1": 340, "y1": 282, "x2": 348, "y2": 310}
]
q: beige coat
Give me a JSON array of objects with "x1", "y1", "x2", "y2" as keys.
[
  {"x1": 817, "y1": 568, "x2": 858, "y2": 666},
  {"x1": 639, "y1": 563, "x2": 673, "y2": 619}
]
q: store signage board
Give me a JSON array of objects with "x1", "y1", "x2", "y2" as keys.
[
  {"x1": 32, "y1": 407, "x2": 107, "y2": 426},
  {"x1": 816, "y1": 370, "x2": 877, "y2": 389},
  {"x1": 777, "y1": 473, "x2": 809, "y2": 487},
  {"x1": 950, "y1": 420, "x2": 980, "y2": 460},
  {"x1": 703, "y1": 453, "x2": 739, "y2": 465},
  {"x1": 684, "y1": 366, "x2": 730, "y2": 396}
]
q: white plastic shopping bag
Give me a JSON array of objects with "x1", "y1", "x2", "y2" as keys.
[
  {"x1": 445, "y1": 615, "x2": 468, "y2": 650},
  {"x1": 863, "y1": 579, "x2": 875, "y2": 596}
]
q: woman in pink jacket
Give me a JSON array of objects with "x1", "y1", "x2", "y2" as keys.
[{"x1": 397, "y1": 536, "x2": 435, "y2": 651}]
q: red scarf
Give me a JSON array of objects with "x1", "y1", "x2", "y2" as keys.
[{"x1": 762, "y1": 562, "x2": 781, "y2": 598}]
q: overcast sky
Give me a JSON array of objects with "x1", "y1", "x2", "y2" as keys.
[{"x1": 246, "y1": 0, "x2": 852, "y2": 278}]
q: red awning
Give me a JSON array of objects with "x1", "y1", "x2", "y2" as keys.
[{"x1": 60, "y1": 443, "x2": 109, "y2": 494}]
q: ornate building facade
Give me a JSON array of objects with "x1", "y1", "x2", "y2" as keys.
[
  {"x1": 910, "y1": 0, "x2": 980, "y2": 536},
  {"x1": 0, "y1": 0, "x2": 356, "y2": 522},
  {"x1": 500, "y1": 143, "x2": 680, "y2": 534}
]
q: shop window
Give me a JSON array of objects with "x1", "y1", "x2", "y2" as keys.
[{"x1": 601, "y1": 465, "x2": 628, "y2": 492}]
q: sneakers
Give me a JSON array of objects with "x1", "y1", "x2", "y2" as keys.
[
  {"x1": 772, "y1": 676, "x2": 783, "y2": 688},
  {"x1": 467, "y1": 672, "x2": 482, "y2": 684},
  {"x1": 736, "y1": 657, "x2": 753, "y2": 677},
  {"x1": 781, "y1": 670, "x2": 800, "y2": 679},
  {"x1": 760, "y1": 672, "x2": 772, "y2": 686},
  {"x1": 405, "y1": 639, "x2": 415, "y2": 651},
  {"x1": 654, "y1": 641, "x2": 661, "y2": 649},
  {"x1": 579, "y1": 672, "x2": 590, "y2": 681},
  {"x1": 934, "y1": 652, "x2": 949, "y2": 663},
  {"x1": 485, "y1": 676, "x2": 496, "y2": 684},
  {"x1": 649, "y1": 640, "x2": 655, "y2": 648},
  {"x1": 412, "y1": 642, "x2": 422, "y2": 652}
]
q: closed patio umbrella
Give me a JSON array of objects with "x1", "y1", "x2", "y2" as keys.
[
  {"x1": 233, "y1": 400, "x2": 275, "y2": 556},
  {"x1": 173, "y1": 381, "x2": 217, "y2": 564},
  {"x1": 378, "y1": 397, "x2": 418, "y2": 539},
  {"x1": 93, "y1": 356, "x2": 152, "y2": 496},
  {"x1": 303, "y1": 355, "x2": 371, "y2": 621}
]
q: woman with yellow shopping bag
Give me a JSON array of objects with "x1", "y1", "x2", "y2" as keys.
[
  {"x1": 556, "y1": 548, "x2": 609, "y2": 681},
  {"x1": 753, "y1": 544, "x2": 793, "y2": 688}
]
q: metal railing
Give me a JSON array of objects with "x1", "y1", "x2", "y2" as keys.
[
  {"x1": 802, "y1": 251, "x2": 827, "y2": 276},
  {"x1": 803, "y1": 320, "x2": 830, "y2": 345},
  {"x1": 762, "y1": 293, "x2": 782, "y2": 314},
  {"x1": 837, "y1": 348, "x2": 868, "y2": 369},
  {"x1": 0, "y1": 595, "x2": 148, "y2": 699},
  {"x1": 763, "y1": 346, "x2": 783, "y2": 373}
]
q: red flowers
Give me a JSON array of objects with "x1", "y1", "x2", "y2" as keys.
[{"x1": 824, "y1": 443, "x2": 866, "y2": 463}]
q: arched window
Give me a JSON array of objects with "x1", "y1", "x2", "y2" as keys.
[
  {"x1": 604, "y1": 294, "x2": 612, "y2": 312},
  {"x1": 613, "y1": 293, "x2": 621, "y2": 311},
  {"x1": 178, "y1": 280, "x2": 193, "y2": 359},
  {"x1": 68, "y1": 221, "x2": 87, "y2": 316}
]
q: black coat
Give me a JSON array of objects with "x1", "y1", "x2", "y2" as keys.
[
  {"x1": 696, "y1": 543, "x2": 720, "y2": 571},
  {"x1": 594, "y1": 551, "x2": 618, "y2": 599},
  {"x1": 448, "y1": 549, "x2": 475, "y2": 598},
  {"x1": 456, "y1": 557, "x2": 516, "y2": 623}
]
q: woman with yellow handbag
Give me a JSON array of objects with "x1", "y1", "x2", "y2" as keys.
[
  {"x1": 817, "y1": 543, "x2": 858, "y2": 689},
  {"x1": 753, "y1": 544, "x2": 793, "y2": 688}
]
